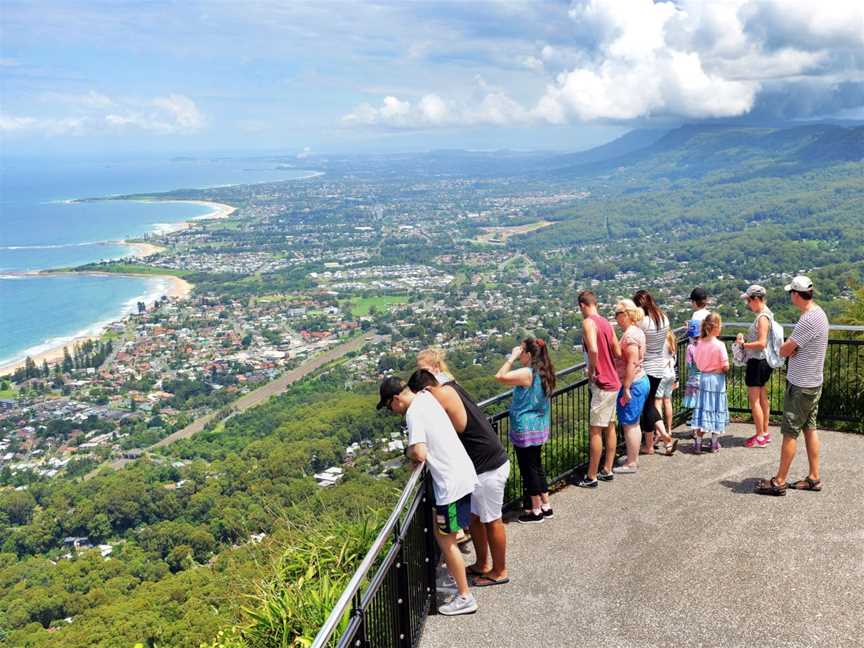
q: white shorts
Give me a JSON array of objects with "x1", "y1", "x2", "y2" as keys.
[
  {"x1": 589, "y1": 383, "x2": 618, "y2": 427},
  {"x1": 656, "y1": 374, "x2": 676, "y2": 398},
  {"x1": 470, "y1": 460, "x2": 510, "y2": 523}
]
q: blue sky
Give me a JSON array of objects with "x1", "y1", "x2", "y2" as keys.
[{"x1": 2, "y1": 1, "x2": 862, "y2": 156}]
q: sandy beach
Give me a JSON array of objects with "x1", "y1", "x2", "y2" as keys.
[
  {"x1": 0, "y1": 199, "x2": 230, "y2": 377},
  {"x1": 0, "y1": 273, "x2": 192, "y2": 377},
  {"x1": 124, "y1": 241, "x2": 165, "y2": 258}
]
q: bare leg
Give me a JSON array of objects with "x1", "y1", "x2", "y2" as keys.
[
  {"x1": 642, "y1": 430, "x2": 655, "y2": 454},
  {"x1": 775, "y1": 435, "x2": 797, "y2": 485},
  {"x1": 467, "y1": 514, "x2": 490, "y2": 573},
  {"x1": 587, "y1": 425, "x2": 603, "y2": 480},
  {"x1": 603, "y1": 422, "x2": 617, "y2": 473},
  {"x1": 624, "y1": 423, "x2": 641, "y2": 466},
  {"x1": 748, "y1": 386, "x2": 764, "y2": 437},
  {"x1": 662, "y1": 398, "x2": 673, "y2": 437},
  {"x1": 435, "y1": 531, "x2": 470, "y2": 597},
  {"x1": 484, "y1": 519, "x2": 508, "y2": 580},
  {"x1": 655, "y1": 417, "x2": 672, "y2": 444},
  {"x1": 759, "y1": 388, "x2": 770, "y2": 436},
  {"x1": 802, "y1": 428, "x2": 821, "y2": 481}
]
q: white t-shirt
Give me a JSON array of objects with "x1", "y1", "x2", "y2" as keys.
[
  {"x1": 406, "y1": 390, "x2": 477, "y2": 505},
  {"x1": 688, "y1": 307, "x2": 710, "y2": 339}
]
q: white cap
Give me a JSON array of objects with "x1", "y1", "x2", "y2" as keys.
[{"x1": 784, "y1": 275, "x2": 813, "y2": 292}]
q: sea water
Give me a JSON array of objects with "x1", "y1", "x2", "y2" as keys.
[{"x1": 0, "y1": 155, "x2": 310, "y2": 367}]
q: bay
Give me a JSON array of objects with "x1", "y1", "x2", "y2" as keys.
[{"x1": 0, "y1": 155, "x2": 312, "y2": 368}]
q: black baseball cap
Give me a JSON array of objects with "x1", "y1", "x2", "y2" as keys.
[
  {"x1": 689, "y1": 287, "x2": 708, "y2": 302},
  {"x1": 376, "y1": 376, "x2": 406, "y2": 410}
]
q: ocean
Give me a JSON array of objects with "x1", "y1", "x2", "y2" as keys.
[{"x1": 0, "y1": 155, "x2": 310, "y2": 368}]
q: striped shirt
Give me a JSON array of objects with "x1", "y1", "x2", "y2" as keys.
[
  {"x1": 787, "y1": 305, "x2": 829, "y2": 388},
  {"x1": 640, "y1": 314, "x2": 670, "y2": 378}
]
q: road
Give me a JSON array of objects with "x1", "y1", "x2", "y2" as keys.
[{"x1": 87, "y1": 332, "x2": 384, "y2": 477}]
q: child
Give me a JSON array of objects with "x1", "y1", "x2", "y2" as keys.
[
  {"x1": 683, "y1": 288, "x2": 710, "y2": 441},
  {"x1": 691, "y1": 313, "x2": 729, "y2": 453},
  {"x1": 655, "y1": 329, "x2": 678, "y2": 454}
]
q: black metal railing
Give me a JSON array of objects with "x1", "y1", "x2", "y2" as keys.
[
  {"x1": 675, "y1": 323, "x2": 864, "y2": 427},
  {"x1": 311, "y1": 464, "x2": 437, "y2": 648},
  {"x1": 478, "y1": 363, "x2": 592, "y2": 509},
  {"x1": 312, "y1": 324, "x2": 862, "y2": 648}
]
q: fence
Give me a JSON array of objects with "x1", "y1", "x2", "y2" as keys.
[
  {"x1": 311, "y1": 325, "x2": 862, "y2": 648},
  {"x1": 676, "y1": 323, "x2": 864, "y2": 426}
]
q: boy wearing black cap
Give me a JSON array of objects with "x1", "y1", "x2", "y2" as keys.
[{"x1": 377, "y1": 376, "x2": 479, "y2": 615}]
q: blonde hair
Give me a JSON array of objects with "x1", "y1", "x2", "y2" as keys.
[
  {"x1": 615, "y1": 299, "x2": 645, "y2": 324},
  {"x1": 701, "y1": 313, "x2": 722, "y2": 338},
  {"x1": 665, "y1": 329, "x2": 677, "y2": 353},
  {"x1": 417, "y1": 347, "x2": 450, "y2": 375}
]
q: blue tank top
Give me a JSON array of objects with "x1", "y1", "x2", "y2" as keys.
[{"x1": 509, "y1": 371, "x2": 550, "y2": 448}]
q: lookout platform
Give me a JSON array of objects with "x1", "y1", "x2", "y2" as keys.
[{"x1": 422, "y1": 423, "x2": 864, "y2": 648}]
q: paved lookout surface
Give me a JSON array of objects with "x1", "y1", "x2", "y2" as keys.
[{"x1": 422, "y1": 424, "x2": 864, "y2": 648}]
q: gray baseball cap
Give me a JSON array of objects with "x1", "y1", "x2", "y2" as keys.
[{"x1": 741, "y1": 284, "x2": 767, "y2": 300}]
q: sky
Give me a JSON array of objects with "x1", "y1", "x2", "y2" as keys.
[{"x1": 1, "y1": 0, "x2": 863, "y2": 157}]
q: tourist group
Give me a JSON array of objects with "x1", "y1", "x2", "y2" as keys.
[{"x1": 375, "y1": 275, "x2": 830, "y2": 616}]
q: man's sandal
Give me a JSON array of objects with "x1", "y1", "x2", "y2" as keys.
[
  {"x1": 790, "y1": 477, "x2": 823, "y2": 491},
  {"x1": 754, "y1": 477, "x2": 787, "y2": 496}
]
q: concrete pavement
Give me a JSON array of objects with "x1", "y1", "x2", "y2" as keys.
[{"x1": 422, "y1": 423, "x2": 864, "y2": 648}]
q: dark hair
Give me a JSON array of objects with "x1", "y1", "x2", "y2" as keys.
[
  {"x1": 577, "y1": 290, "x2": 597, "y2": 307},
  {"x1": 633, "y1": 290, "x2": 666, "y2": 329},
  {"x1": 792, "y1": 289, "x2": 814, "y2": 301},
  {"x1": 700, "y1": 313, "x2": 722, "y2": 338},
  {"x1": 522, "y1": 337, "x2": 556, "y2": 397},
  {"x1": 689, "y1": 287, "x2": 708, "y2": 308},
  {"x1": 407, "y1": 369, "x2": 439, "y2": 393}
]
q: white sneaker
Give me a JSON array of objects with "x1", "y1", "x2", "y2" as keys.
[
  {"x1": 613, "y1": 464, "x2": 637, "y2": 474},
  {"x1": 438, "y1": 594, "x2": 478, "y2": 616}
]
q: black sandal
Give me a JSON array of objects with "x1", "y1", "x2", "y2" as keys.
[
  {"x1": 754, "y1": 477, "x2": 787, "y2": 496},
  {"x1": 790, "y1": 477, "x2": 822, "y2": 491}
]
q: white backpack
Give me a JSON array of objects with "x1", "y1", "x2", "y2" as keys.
[{"x1": 762, "y1": 313, "x2": 785, "y2": 369}]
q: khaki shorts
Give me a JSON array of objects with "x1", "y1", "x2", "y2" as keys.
[
  {"x1": 781, "y1": 382, "x2": 822, "y2": 438},
  {"x1": 589, "y1": 383, "x2": 618, "y2": 427}
]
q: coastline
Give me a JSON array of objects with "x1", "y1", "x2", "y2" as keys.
[
  {"x1": 0, "y1": 273, "x2": 193, "y2": 377},
  {"x1": 0, "y1": 199, "x2": 232, "y2": 378}
]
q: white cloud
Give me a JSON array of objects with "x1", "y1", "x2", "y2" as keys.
[
  {"x1": 0, "y1": 115, "x2": 38, "y2": 131},
  {"x1": 341, "y1": 0, "x2": 864, "y2": 129},
  {"x1": 342, "y1": 90, "x2": 532, "y2": 129},
  {"x1": 1, "y1": 93, "x2": 204, "y2": 136}
]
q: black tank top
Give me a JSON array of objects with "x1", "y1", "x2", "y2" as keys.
[{"x1": 447, "y1": 382, "x2": 508, "y2": 474}]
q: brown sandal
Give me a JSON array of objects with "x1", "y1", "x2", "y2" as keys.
[
  {"x1": 754, "y1": 477, "x2": 787, "y2": 496},
  {"x1": 665, "y1": 439, "x2": 679, "y2": 456},
  {"x1": 790, "y1": 477, "x2": 822, "y2": 491}
]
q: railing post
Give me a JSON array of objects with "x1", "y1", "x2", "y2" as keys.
[
  {"x1": 422, "y1": 469, "x2": 438, "y2": 616},
  {"x1": 351, "y1": 591, "x2": 368, "y2": 648},
  {"x1": 394, "y1": 529, "x2": 411, "y2": 648}
]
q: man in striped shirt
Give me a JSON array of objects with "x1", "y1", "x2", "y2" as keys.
[{"x1": 756, "y1": 276, "x2": 829, "y2": 496}]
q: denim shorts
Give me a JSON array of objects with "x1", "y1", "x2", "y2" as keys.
[{"x1": 617, "y1": 376, "x2": 650, "y2": 426}]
